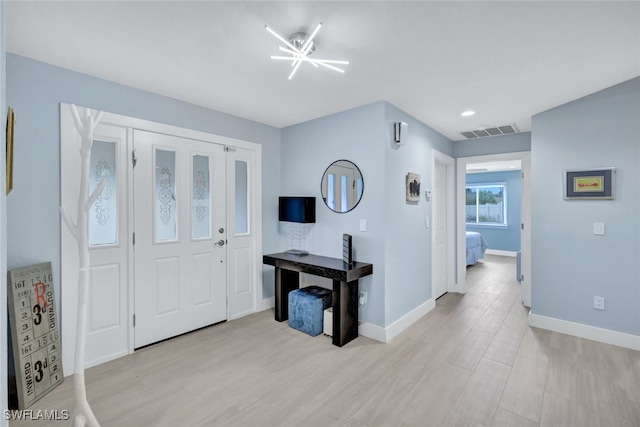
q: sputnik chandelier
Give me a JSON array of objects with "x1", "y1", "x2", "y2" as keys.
[{"x1": 265, "y1": 23, "x2": 349, "y2": 80}]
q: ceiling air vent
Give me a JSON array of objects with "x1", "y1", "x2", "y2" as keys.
[{"x1": 461, "y1": 123, "x2": 519, "y2": 139}]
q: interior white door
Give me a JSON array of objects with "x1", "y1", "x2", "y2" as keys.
[
  {"x1": 133, "y1": 130, "x2": 226, "y2": 348},
  {"x1": 432, "y1": 159, "x2": 448, "y2": 299},
  {"x1": 520, "y1": 154, "x2": 532, "y2": 307}
]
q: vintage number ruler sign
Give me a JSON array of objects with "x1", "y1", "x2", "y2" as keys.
[{"x1": 7, "y1": 262, "x2": 64, "y2": 409}]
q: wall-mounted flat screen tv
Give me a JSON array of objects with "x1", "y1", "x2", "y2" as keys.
[{"x1": 278, "y1": 196, "x2": 316, "y2": 223}]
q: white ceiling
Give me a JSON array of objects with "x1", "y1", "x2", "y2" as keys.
[{"x1": 5, "y1": 1, "x2": 640, "y2": 141}]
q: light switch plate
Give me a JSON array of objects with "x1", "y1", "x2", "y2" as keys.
[
  {"x1": 359, "y1": 219, "x2": 367, "y2": 232},
  {"x1": 593, "y1": 222, "x2": 605, "y2": 235}
]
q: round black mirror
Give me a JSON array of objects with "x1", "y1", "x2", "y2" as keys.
[{"x1": 321, "y1": 160, "x2": 364, "y2": 213}]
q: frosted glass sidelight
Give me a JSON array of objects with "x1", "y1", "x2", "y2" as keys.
[
  {"x1": 155, "y1": 149, "x2": 177, "y2": 242},
  {"x1": 192, "y1": 155, "x2": 211, "y2": 239},
  {"x1": 235, "y1": 160, "x2": 248, "y2": 234},
  {"x1": 89, "y1": 140, "x2": 117, "y2": 246}
]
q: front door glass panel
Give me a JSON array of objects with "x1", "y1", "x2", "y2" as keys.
[
  {"x1": 89, "y1": 140, "x2": 117, "y2": 246},
  {"x1": 155, "y1": 149, "x2": 177, "y2": 242}
]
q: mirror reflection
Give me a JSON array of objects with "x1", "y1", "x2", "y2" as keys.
[{"x1": 321, "y1": 160, "x2": 364, "y2": 213}]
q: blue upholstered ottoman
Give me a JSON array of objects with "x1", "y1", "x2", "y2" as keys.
[{"x1": 288, "y1": 286, "x2": 333, "y2": 336}]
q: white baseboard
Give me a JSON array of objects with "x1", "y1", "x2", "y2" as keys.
[
  {"x1": 259, "y1": 296, "x2": 275, "y2": 312},
  {"x1": 529, "y1": 313, "x2": 640, "y2": 352},
  {"x1": 359, "y1": 298, "x2": 436, "y2": 343},
  {"x1": 485, "y1": 249, "x2": 518, "y2": 257},
  {"x1": 452, "y1": 282, "x2": 467, "y2": 294},
  {"x1": 358, "y1": 321, "x2": 387, "y2": 343}
]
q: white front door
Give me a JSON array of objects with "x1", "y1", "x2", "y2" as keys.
[{"x1": 133, "y1": 130, "x2": 227, "y2": 348}]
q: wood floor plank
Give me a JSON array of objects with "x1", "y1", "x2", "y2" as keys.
[
  {"x1": 499, "y1": 355, "x2": 547, "y2": 422},
  {"x1": 444, "y1": 411, "x2": 486, "y2": 427},
  {"x1": 491, "y1": 408, "x2": 539, "y2": 427},
  {"x1": 474, "y1": 305, "x2": 509, "y2": 335},
  {"x1": 396, "y1": 363, "x2": 472, "y2": 426},
  {"x1": 484, "y1": 324, "x2": 525, "y2": 366},
  {"x1": 450, "y1": 328, "x2": 495, "y2": 372},
  {"x1": 452, "y1": 358, "x2": 511, "y2": 425},
  {"x1": 539, "y1": 393, "x2": 594, "y2": 427},
  {"x1": 502, "y1": 300, "x2": 530, "y2": 331}
]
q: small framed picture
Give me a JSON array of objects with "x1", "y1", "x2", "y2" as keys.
[
  {"x1": 406, "y1": 173, "x2": 420, "y2": 202},
  {"x1": 564, "y1": 168, "x2": 615, "y2": 200}
]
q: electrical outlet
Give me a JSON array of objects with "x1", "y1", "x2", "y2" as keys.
[
  {"x1": 593, "y1": 296, "x2": 605, "y2": 310},
  {"x1": 359, "y1": 291, "x2": 368, "y2": 306}
]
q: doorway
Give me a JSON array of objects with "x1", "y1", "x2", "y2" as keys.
[
  {"x1": 61, "y1": 105, "x2": 262, "y2": 372},
  {"x1": 456, "y1": 151, "x2": 531, "y2": 306}
]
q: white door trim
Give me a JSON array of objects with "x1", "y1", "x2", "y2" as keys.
[
  {"x1": 520, "y1": 153, "x2": 531, "y2": 307},
  {"x1": 455, "y1": 151, "x2": 531, "y2": 299},
  {"x1": 60, "y1": 103, "x2": 262, "y2": 372},
  {"x1": 431, "y1": 150, "x2": 456, "y2": 296}
]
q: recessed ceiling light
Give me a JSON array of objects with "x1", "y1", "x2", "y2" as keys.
[{"x1": 461, "y1": 110, "x2": 475, "y2": 117}]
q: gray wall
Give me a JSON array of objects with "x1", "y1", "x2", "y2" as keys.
[
  {"x1": 531, "y1": 77, "x2": 640, "y2": 336},
  {"x1": 280, "y1": 102, "x2": 387, "y2": 326},
  {"x1": 280, "y1": 101, "x2": 453, "y2": 328},
  {"x1": 6, "y1": 54, "x2": 283, "y2": 312},
  {"x1": 383, "y1": 103, "x2": 453, "y2": 325}
]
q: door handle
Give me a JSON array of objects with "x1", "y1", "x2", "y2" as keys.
[{"x1": 214, "y1": 239, "x2": 226, "y2": 247}]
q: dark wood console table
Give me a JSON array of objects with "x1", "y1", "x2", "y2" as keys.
[{"x1": 263, "y1": 252, "x2": 373, "y2": 347}]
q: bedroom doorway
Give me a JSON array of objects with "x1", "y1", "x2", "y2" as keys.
[{"x1": 455, "y1": 151, "x2": 531, "y2": 306}]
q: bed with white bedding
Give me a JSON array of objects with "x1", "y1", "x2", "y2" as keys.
[{"x1": 466, "y1": 231, "x2": 488, "y2": 265}]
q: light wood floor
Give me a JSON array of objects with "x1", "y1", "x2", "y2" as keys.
[{"x1": 12, "y1": 255, "x2": 640, "y2": 426}]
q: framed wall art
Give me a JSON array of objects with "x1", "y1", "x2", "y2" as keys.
[
  {"x1": 564, "y1": 167, "x2": 615, "y2": 200},
  {"x1": 406, "y1": 173, "x2": 420, "y2": 202}
]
